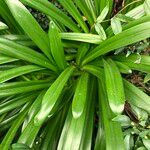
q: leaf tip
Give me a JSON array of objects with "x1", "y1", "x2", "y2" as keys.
[
  {"x1": 110, "y1": 103, "x2": 125, "y2": 115},
  {"x1": 72, "y1": 110, "x2": 82, "y2": 119}
]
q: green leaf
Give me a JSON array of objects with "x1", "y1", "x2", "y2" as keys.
[
  {"x1": 106, "y1": 15, "x2": 150, "y2": 38},
  {"x1": 103, "y1": 59, "x2": 125, "y2": 114},
  {"x1": 76, "y1": 43, "x2": 90, "y2": 65},
  {"x1": 82, "y1": 65, "x2": 103, "y2": 78},
  {"x1": 0, "y1": 65, "x2": 44, "y2": 83},
  {"x1": 112, "y1": 54, "x2": 150, "y2": 74},
  {"x1": 116, "y1": 14, "x2": 135, "y2": 22},
  {"x1": 124, "y1": 134, "x2": 134, "y2": 150},
  {"x1": 20, "y1": 0, "x2": 80, "y2": 32},
  {"x1": 12, "y1": 143, "x2": 32, "y2": 150},
  {"x1": 85, "y1": 0, "x2": 96, "y2": 21},
  {"x1": 0, "y1": 54, "x2": 18, "y2": 65},
  {"x1": 0, "y1": 21, "x2": 8, "y2": 30},
  {"x1": 0, "y1": 103, "x2": 31, "y2": 150},
  {"x1": 0, "y1": 94, "x2": 37, "y2": 115},
  {"x1": 95, "y1": 23, "x2": 107, "y2": 40},
  {"x1": 115, "y1": 61, "x2": 132, "y2": 74},
  {"x1": 126, "y1": 4, "x2": 145, "y2": 19},
  {"x1": 98, "y1": 79, "x2": 125, "y2": 150},
  {"x1": 94, "y1": 0, "x2": 100, "y2": 15},
  {"x1": 99, "y1": 0, "x2": 113, "y2": 16},
  {"x1": 111, "y1": 17, "x2": 122, "y2": 35},
  {"x1": 0, "y1": 0, "x2": 23, "y2": 34},
  {"x1": 95, "y1": 121, "x2": 105, "y2": 150},
  {"x1": 142, "y1": 139, "x2": 150, "y2": 150},
  {"x1": 124, "y1": 79, "x2": 150, "y2": 113},
  {"x1": 22, "y1": 91, "x2": 45, "y2": 130},
  {"x1": 58, "y1": 77, "x2": 95, "y2": 150},
  {"x1": 112, "y1": 115, "x2": 131, "y2": 127},
  {"x1": 34, "y1": 66, "x2": 74, "y2": 126},
  {"x1": 72, "y1": 73, "x2": 89, "y2": 118},
  {"x1": 0, "y1": 38, "x2": 56, "y2": 71},
  {"x1": 49, "y1": 21, "x2": 67, "y2": 71},
  {"x1": 144, "y1": 0, "x2": 150, "y2": 15},
  {"x1": 144, "y1": 73, "x2": 150, "y2": 83},
  {"x1": 20, "y1": 92, "x2": 57, "y2": 148},
  {"x1": 18, "y1": 119, "x2": 41, "y2": 148},
  {"x1": 96, "y1": 2, "x2": 109, "y2": 23},
  {"x1": 78, "y1": 77, "x2": 95, "y2": 150},
  {"x1": 0, "y1": 34, "x2": 35, "y2": 48},
  {"x1": 61, "y1": 33, "x2": 103, "y2": 44},
  {"x1": 0, "y1": 80, "x2": 51, "y2": 97},
  {"x1": 75, "y1": 1, "x2": 94, "y2": 26},
  {"x1": 40, "y1": 104, "x2": 69, "y2": 150},
  {"x1": 123, "y1": 15, "x2": 150, "y2": 30},
  {"x1": 6, "y1": 0, "x2": 53, "y2": 61},
  {"x1": 83, "y1": 22, "x2": 150, "y2": 64},
  {"x1": 58, "y1": 0, "x2": 89, "y2": 33}
]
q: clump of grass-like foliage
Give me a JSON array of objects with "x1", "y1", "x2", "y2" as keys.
[{"x1": 0, "y1": 0, "x2": 150, "y2": 149}]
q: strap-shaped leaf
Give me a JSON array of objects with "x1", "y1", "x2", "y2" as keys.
[
  {"x1": 0, "y1": 38, "x2": 56, "y2": 71},
  {"x1": 49, "y1": 22, "x2": 67, "y2": 71},
  {"x1": 0, "y1": 34, "x2": 78, "y2": 48},
  {"x1": 83, "y1": 22, "x2": 150, "y2": 64},
  {"x1": 18, "y1": 119, "x2": 41, "y2": 148},
  {"x1": 6, "y1": 0, "x2": 53, "y2": 62},
  {"x1": 0, "y1": 35, "x2": 35, "y2": 48},
  {"x1": 126, "y1": 4, "x2": 145, "y2": 19},
  {"x1": 20, "y1": 0, "x2": 80, "y2": 32},
  {"x1": 34, "y1": 66, "x2": 74, "y2": 126},
  {"x1": 0, "y1": 34, "x2": 31, "y2": 41},
  {"x1": 76, "y1": 43, "x2": 90, "y2": 65},
  {"x1": 72, "y1": 73, "x2": 89, "y2": 118},
  {"x1": 0, "y1": 54, "x2": 18, "y2": 65},
  {"x1": 144, "y1": 73, "x2": 150, "y2": 83},
  {"x1": 98, "y1": 79, "x2": 125, "y2": 150},
  {"x1": 144, "y1": 0, "x2": 150, "y2": 15},
  {"x1": 0, "y1": 103, "x2": 31, "y2": 150},
  {"x1": 112, "y1": 54, "x2": 150, "y2": 74},
  {"x1": 22, "y1": 91, "x2": 45, "y2": 130},
  {"x1": 0, "y1": 21, "x2": 8, "y2": 30},
  {"x1": 19, "y1": 91, "x2": 66, "y2": 149},
  {"x1": 82, "y1": 65, "x2": 103, "y2": 78},
  {"x1": 0, "y1": 65, "x2": 44, "y2": 83},
  {"x1": 40, "y1": 103, "x2": 69, "y2": 150},
  {"x1": 0, "y1": 94, "x2": 37, "y2": 116},
  {"x1": 77, "y1": 77, "x2": 95, "y2": 150},
  {"x1": 12, "y1": 143, "x2": 31, "y2": 150},
  {"x1": 85, "y1": 0, "x2": 97, "y2": 21},
  {"x1": 61, "y1": 33, "x2": 103, "y2": 44},
  {"x1": 94, "y1": 0, "x2": 100, "y2": 15},
  {"x1": 0, "y1": 80, "x2": 51, "y2": 97},
  {"x1": 58, "y1": 0, "x2": 89, "y2": 33},
  {"x1": 58, "y1": 77, "x2": 95, "y2": 150},
  {"x1": 0, "y1": 0, "x2": 23, "y2": 33},
  {"x1": 103, "y1": 59, "x2": 125, "y2": 114},
  {"x1": 40, "y1": 113, "x2": 63, "y2": 149},
  {"x1": 115, "y1": 61, "x2": 132, "y2": 74},
  {"x1": 124, "y1": 79, "x2": 150, "y2": 113},
  {"x1": 75, "y1": 1, "x2": 94, "y2": 26}
]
